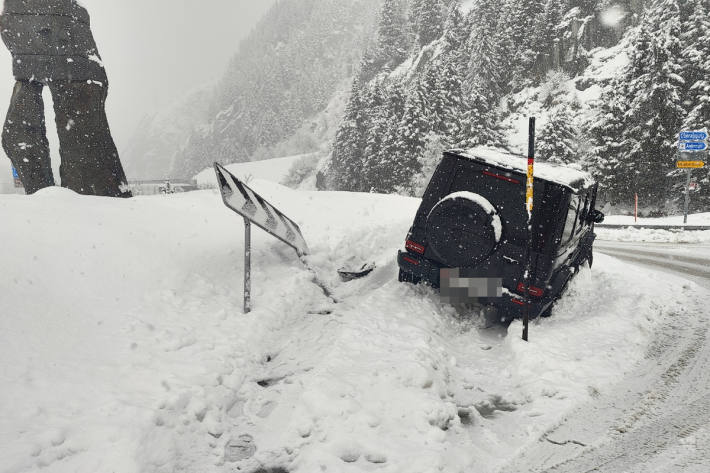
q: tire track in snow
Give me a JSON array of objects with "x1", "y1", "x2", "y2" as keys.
[{"x1": 496, "y1": 260, "x2": 710, "y2": 473}]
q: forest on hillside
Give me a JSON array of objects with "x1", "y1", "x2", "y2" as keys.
[{"x1": 324, "y1": 0, "x2": 710, "y2": 214}]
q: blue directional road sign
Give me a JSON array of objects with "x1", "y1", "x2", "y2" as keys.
[
  {"x1": 11, "y1": 166, "x2": 18, "y2": 178},
  {"x1": 679, "y1": 131, "x2": 708, "y2": 141},
  {"x1": 679, "y1": 141, "x2": 708, "y2": 152}
]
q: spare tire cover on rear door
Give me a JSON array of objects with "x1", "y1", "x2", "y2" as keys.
[{"x1": 425, "y1": 191, "x2": 502, "y2": 267}]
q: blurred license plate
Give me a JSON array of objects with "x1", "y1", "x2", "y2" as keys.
[{"x1": 440, "y1": 268, "x2": 502, "y2": 304}]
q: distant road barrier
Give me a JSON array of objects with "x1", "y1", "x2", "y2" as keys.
[
  {"x1": 596, "y1": 224, "x2": 710, "y2": 231},
  {"x1": 128, "y1": 179, "x2": 199, "y2": 195}
]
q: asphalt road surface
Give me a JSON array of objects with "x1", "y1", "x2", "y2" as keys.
[
  {"x1": 596, "y1": 241, "x2": 710, "y2": 289},
  {"x1": 498, "y1": 240, "x2": 710, "y2": 473}
]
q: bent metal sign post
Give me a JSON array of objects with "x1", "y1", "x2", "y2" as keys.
[{"x1": 215, "y1": 163, "x2": 309, "y2": 313}]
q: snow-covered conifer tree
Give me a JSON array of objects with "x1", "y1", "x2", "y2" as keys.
[
  {"x1": 529, "y1": 0, "x2": 566, "y2": 78},
  {"x1": 680, "y1": 0, "x2": 710, "y2": 130},
  {"x1": 538, "y1": 108, "x2": 579, "y2": 165},
  {"x1": 679, "y1": 0, "x2": 710, "y2": 209},
  {"x1": 466, "y1": 0, "x2": 504, "y2": 102},
  {"x1": 362, "y1": 82, "x2": 391, "y2": 189},
  {"x1": 370, "y1": 83, "x2": 408, "y2": 191},
  {"x1": 500, "y1": 0, "x2": 546, "y2": 88},
  {"x1": 411, "y1": 0, "x2": 445, "y2": 47},
  {"x1": 377, "y1": 0, "x2": 411, "y2": 69},
  {"x1": 588, "y1": 86, "x2": 629, "y2": 201},
  {"x1": 620, "y1": 3, "x2": 685, "y2": 204},
  {"x1": 391, "y1": 80, "x2": 430, "y2": 193},
  {"x1": 330, "y1": 79, "x2": 369, "y2": 191}
]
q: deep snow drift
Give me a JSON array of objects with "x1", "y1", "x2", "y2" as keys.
[{"x1": 1, "y1": 180, "x2": 706, "y2": 473}]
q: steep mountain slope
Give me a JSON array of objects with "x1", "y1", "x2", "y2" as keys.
[
  {"x1": 324, "y1": 0, "x2": 709, "y2": 214},
  {"x1": 122, "y1": 86, "x2": 216, "y2": 180},
  {"x1": 123, "y1": 0, "x2": 381, "y2": 180}
]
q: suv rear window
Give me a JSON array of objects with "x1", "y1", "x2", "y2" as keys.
[{"x1": 448, "y1": 162, "x2": 558, "y2": 251}]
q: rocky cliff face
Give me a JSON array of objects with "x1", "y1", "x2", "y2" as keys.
[{"x1": 543, "y1": 0, "x2": 644, "y2": 77}]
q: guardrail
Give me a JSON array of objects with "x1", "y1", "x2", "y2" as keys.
[
  {"x1": 127, "y1": 179, "x2": 199, "y2": 196},
  {"x1": 596, "y1": 224, "x2": 710, "y2": 231}
]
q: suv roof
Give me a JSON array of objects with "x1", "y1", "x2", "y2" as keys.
[{"x1": 450, "y1": 146, "x2": 595, "y2": 193}]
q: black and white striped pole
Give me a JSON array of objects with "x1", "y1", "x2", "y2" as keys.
[{"x1": 523, "y1": 117, "x2": 536, "y2": 342}]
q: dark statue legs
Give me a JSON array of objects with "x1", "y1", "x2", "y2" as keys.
[
  {"x1": 49, "y1": 81, "x2": 130, "y2": 198},
  {"x1": 2, "y1": 80, "x2": 131, "y2": 198},
  {"x1": 2, "y1": 80, "x2": 55, "y2": 194}
]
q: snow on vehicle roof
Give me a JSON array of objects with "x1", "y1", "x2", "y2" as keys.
[{"x1": 451, "y1": 146, "x2": 595, "y2": 191}]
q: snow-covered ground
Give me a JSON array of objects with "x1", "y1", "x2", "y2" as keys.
[
  {"x1": 1, "y1": 183, "x2": 707, "y2": 473},
  {"x1": 597, "y1": 227, "x2": 710, "y2": 244}
]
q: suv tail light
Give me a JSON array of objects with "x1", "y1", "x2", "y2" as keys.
[
  {"x1": 406, "y1": 240, "x2": 426, "y2": 255},
  {"x1": 517, "y1": 282, "x2": 545, "y2": 298},
  {"x1": 402, "y1": 255, "x2": 420, "y2": 266}
]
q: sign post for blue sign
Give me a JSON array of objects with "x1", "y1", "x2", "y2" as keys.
[{"x1": 677, "y1": 129, "x2": 708, "y2": 224}]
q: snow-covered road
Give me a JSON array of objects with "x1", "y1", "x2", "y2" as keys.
[
  {"x1": 596, "y1": 240, "x2": 710, "y2": 289},
  {"x1": 498, "y1": 240, "x2": 710, "y2": 473}
]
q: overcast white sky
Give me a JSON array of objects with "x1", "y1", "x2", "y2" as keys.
[{"x1": 0, "y1": 0, "x2": 274, "y2": 188}]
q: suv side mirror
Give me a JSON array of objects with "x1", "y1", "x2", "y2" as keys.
[{"x1": 589, "y1": 209, "x2": 605, "y2": 224}]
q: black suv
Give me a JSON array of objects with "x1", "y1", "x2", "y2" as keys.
[{"x1": 397, "y1": 147, "x2": 604, "y2": 320}]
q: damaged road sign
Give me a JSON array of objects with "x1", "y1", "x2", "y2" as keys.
[
  {"x1": 215, "y1": 163, "x2": 309, "y2": 257},
  {"x1": 215, "y1": 163, "x2": 310, "y2": 313}
]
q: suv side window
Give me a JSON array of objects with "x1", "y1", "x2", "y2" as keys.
[
  {"x1": 561, "y1": 195, "x2": 581, "y2": 244},
  {"x1": 576, "y1": 194, "x2": 590, "y2": 234}
]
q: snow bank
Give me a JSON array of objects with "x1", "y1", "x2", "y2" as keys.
[
  {"x1": 194, "y1": 154, "x2": 314, "y2": 187},
  {"x1": 597, "y1": 227, "x2": 710, "y2": 244},
  {"x1": 596, "y1": 213, "x2": 710, "y2": 243},
  {"x1": 0, "y1": 184, "x2": 703, "y2": 473},
  {"x1": 603, "y1": 212, "x2": 710, "y2": 226}
]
